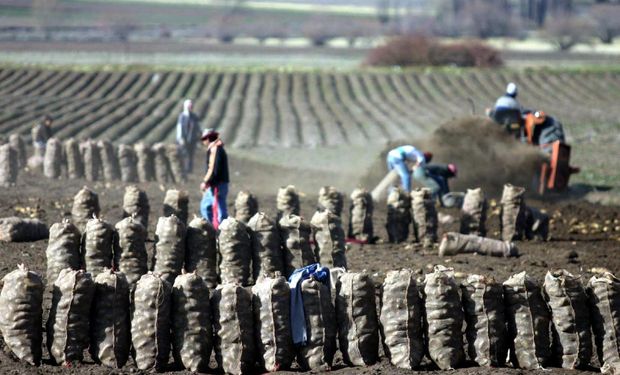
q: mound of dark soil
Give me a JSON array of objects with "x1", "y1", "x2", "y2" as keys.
[{"x1": 362, "y1": 116, "x2": 546, "y2": 197}]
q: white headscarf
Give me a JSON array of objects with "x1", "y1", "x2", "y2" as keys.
[{"x1": 183, "y1": 99, "x2": 192, "y2": 115}]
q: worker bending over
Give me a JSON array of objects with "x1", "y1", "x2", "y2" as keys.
[{"x1": 386, "y1": 145, "x2": 432, "y2": 192}]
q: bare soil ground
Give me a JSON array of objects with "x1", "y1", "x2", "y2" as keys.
[{"x1": 0, "y1": 151, "x2": 618, "y2": 374}]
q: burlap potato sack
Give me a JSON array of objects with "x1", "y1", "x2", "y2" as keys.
[
  {"x1": 460, "y1": 187, "x2": 487, "y2": 236},
  {"x1": 98, "y1": 140, "x2": 120, "y2": 181},
  {"x1": 122, "y1": 185, "x2": 149, "y2": 229},
  {"x1": 152, "y1": 142, "x2": 171, "y2": 183},
  {"x1": 46, "y1": 219, "x2": 81, "y2": 285},
  {"x1": 131, "y1": 272, "x2": 172, "y2": 371},
  {"x1": 336, "y1": 272, "x2": 379, "y2": 366},
  {"x1": 211, "y1": 283, "x2": 256, "y2": 375},
  {"x1": 44, "y1": 138, "x2": 63, "y2": 179},
  {"x1": 0, "y1": 143, "x2": 18, "y2": 187},
  {"x1": 525, "y1": 206, "x2": 550, "y2": 241},
  {"x1": 134, "y1": 142, "x2": 155, "y2": 182},
  {"x1": 248, "y1": 212, "x2": 285, "y2": 280},
  {"x1": 503, "y1": 271, "x2": 551, "y2": 369},
  {"x1": 165, "y1": 144, "x2": 185, "y2": 184},
  {"x1": 90, "y1": 269, "x2": 130, "y2": 368},
  {"x1": 0, "y1": 217, "x2": 48, "y2": 242},
  {"x1": 118, "y1": 144, "x2": 138, "y2": 183},
  {"x1": 153, "y1": 215, "x2": 186, "y2": 285},
  {"x1": 277, "y1": 185, "x2": 300, "y2": 219},
  {"x1": 461, "y1": 274, "x2": 508, "y2": 367},
  {"x1": 71, "y1": 186, "x2": 101, "y2": 232},
  {"x1": 278, "y1": 214, "x2": 315, "y2": 278},
  {"x1": 500, "y1": 184, "x2": 527, "y2": 241},
  {"x1": 163, "y1": 189, "x2": 189, "y2": 226},
  {"x1": 46, "y1": 269, "x2": 95, "y2": 365},
  {"x1": 310, "y1": 210, "x2": 347, "y2": 269},
  {"x1": 423, "y1": 265, "x2": 465, "y2": 370},
  {"x1": 252, "y1": 275, "x2": 295, "y2": 372},
  {"x1": 8, "y1": 133, "x2": 26, "y2": 169},
  {"x1": 234, "y1": 190, "x2": 259, "y2": 224},
  {"x1": 317, "y1": 186, "x2": 344, "y2": 217},
  {"x1": 348, "y1": 188, "x2": 374, "y2": 243},
  {"x1": 82, "y1": 216, "x2": 115, "y2": 279},
  {"x1": 543, "y1": 269, "x2": 592, "y2": 369},
  {"x1": 185, "y1": 215, "x2": 218, "y2": 289},
  {"x1": 439, "y1": 232, "x2": 518, "y2": 257},
  {"x1": 172, "y1": 272, "x2": 212, "y2": 373},
  {"x1": 114, "y1": 216, "x2": 148, "y2": 287},
  {"x1": 380, "y1": 269, "x2": 424, "y2": 369},
  {"x1": 218, "y1": 217, "x2": 252, "y2": 286},
  {"x1": 411, "y1": 188, "x2": 438, "y2": 248},
  {"x1": 588, "y1": 272, "x2": 620, "y2": 371},
  {"x1": 0, "y1": 264, "x2": 44, "y2": 366},
  {"x1": 81, "y1": 140, "x2": 102, "y2": 182},
  {"x1": 386, "y1": 187, "x2": 411, "y2": 243},
  {"x1": 297, "y1": 277, "x2": 337, "y2": 371},
  {"x1": 64, "y1": 138, "x2": 84, "y2": 179}
]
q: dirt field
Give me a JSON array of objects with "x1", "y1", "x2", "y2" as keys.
[{"x1": 0, "y1": 150, "x2": 618, "y2": 374}]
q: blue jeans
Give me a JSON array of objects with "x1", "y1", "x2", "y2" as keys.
[
  {"x1": 387, "y1": 155, "x2": 411, "y2": 191},
  {"x1": 200, "y1": 182, "x2": 229, "y2": 224}
]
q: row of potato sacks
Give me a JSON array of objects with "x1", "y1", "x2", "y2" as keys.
[
  {"x1": 23, "y1": 136, "x2": 188, "y2": 184},
  {"x1": 2, "y1": 263, "x2": 620, "y2": 374},
  {"x1": 387, "y1": 183, "x2": 550, "y2": 251}
]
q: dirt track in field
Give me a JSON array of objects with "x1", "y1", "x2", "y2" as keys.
[{"x1": 0, "y1": 150, "x2": 618, "y2": 374}]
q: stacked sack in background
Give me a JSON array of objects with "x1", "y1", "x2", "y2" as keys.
[{"x1": 5, "y1": 134, "x2": 187, "y2": 185}]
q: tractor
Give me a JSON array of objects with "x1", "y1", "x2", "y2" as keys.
[{"x1": 488, "y1": 108, "x2": 579, "y2": 194}]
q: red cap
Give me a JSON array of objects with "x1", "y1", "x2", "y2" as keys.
[
  {"x1": 423, "y1": 152, "x2": 433, "y2": 163},
  {"x1": 448, "y1": 163, "x2": 457, "y2": 176}
]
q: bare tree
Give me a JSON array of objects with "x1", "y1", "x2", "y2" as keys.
[
  {"x1": 590, "y1": 4, "x2": 620, "y2": 43},
  {"x1": 544, "y1": 16, "x2": 594, "y2": 50},
  {"x1": 31, "y1": 0, "x2": 58, "y2": 40}
]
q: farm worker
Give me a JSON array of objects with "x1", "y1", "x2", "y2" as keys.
[
  {"x1": 386, "y1": 145, "x2": 432, "y2": 192},
  {"x1": 493, "y1": 82, "x2": 521, "y2": 112},
  {"x1": 199, "y1": 128, "x2": 229, "y2": 229},
  {"x1": 176, "y1": 99, "x2": 202, "y2": 174},
  {"x1": 420, "y1": 163, "x2": 460, "y2": 207},
  {"x1": 31, "y1": 114, "x2": 53, "y2": 156}
]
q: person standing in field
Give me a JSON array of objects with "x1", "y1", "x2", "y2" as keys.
[
  {"x1": 200, "y1": 128, "x2": 229, "y2": 229},
  {"x1": 176, "y1": 99, "x2": 201, "y2": 173},
  {"x1": 386, "y1": 144, "x2": 432, "y2": 192},
  {"x1": 31, "y1": 114, "x2": 53, "y2": 156}
]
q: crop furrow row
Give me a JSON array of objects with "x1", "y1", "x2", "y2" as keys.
[
  {"x1": 290, "y1": 73, "x2": 323, "y2": 147},
  {"x1": 14, "y1": 70, "x2": 66, "y2": 97},
  {"x1": 0, "y1": 69, "x2": 44, "y2": 96},
  {"x1": 202, "y1": 73, "x2": 236, "y2": 133},
  {"x1": 368, "y1": 73, "x2": 426, "y2": 137},
  {"x1": 255, "y1": 73, "x2": 278, "y2": 147},
  {"x1": 304, "y1": 73, "x2": 334, "y2": 145},
  {"x1": 330, "y1": 73, "x2": 378, "y2": 144},
  {"x1": 347, "y1": 73, "x2": 403, "y2": 139},
  {"x1": 0, "y1": 69, "x2": 31, "y2": 93},
  {"x1": 113, "y1": 98, "x2": 166, "y2": 144},
  {"x1": 385, "y1": 73, "x2": 440, "y2": 129},
  {"x1": 276, "y1": 73, "x2": 300, "y2": 147},
  {"x1": 232, "y1": 72, "x2": 262, "y2": 148},
  {"x1": 218, "y1": 73, "x2": 250, "y2": 145}
]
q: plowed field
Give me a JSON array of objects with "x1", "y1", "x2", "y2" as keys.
[{"x1": 1, "y1": 67, "x2": 619, "y2": 148}]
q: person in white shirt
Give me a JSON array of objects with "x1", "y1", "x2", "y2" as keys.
[
  {"x1": 176, "y1": 99, "x2": 201, "y2": 173},
  {"x1": 386, "y1": 145, "x2": 432, "y2": 191}
]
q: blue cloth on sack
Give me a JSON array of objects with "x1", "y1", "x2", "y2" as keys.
[{"x1": 288, "y1": 263, "x2": 330, "y2": 346}]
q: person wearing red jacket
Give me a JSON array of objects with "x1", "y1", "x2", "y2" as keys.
[{"x1": 199, "y1": 128, "x2": 229, "y2": 229}]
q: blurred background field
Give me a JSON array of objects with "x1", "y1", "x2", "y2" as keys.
[{"x1": 1, "y1": 0, "x2": 619, "y2": 192}]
